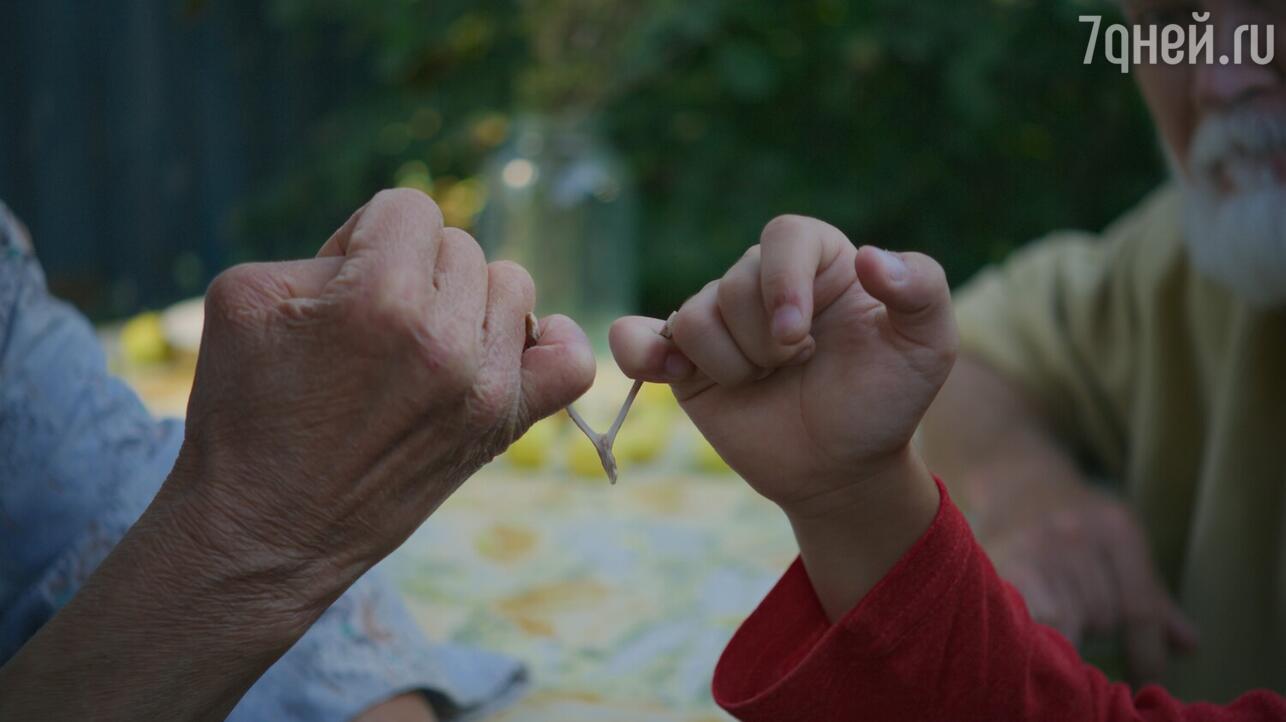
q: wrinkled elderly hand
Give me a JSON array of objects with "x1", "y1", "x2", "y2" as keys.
[
  {"x1": 165, "y1": 189, "x2": 595, "y2": 612},
  {"x1": 0, "y1": 189, "x2": 594, "y2": 722},
  {"x1": 979, "y1": 482, "x2": 1198, "y2": 685}
]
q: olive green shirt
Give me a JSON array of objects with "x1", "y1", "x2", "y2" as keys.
[{"x1": 955, "y1": 186, "x2": 1286, "y2": 702}]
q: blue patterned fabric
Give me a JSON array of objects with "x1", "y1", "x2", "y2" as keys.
[{"x1": 0, "y1": 202, "x2": 526, "y2": 721}]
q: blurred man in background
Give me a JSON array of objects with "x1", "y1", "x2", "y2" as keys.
[{"x1": 922, "y1": 0, "x2": 1285, "y2": 702}]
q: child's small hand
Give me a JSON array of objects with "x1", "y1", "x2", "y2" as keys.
[{"x1": 611, "y1": 215, "x2": 957, "y2": 519}]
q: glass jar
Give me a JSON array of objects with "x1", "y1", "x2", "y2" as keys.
[{"x1": 478, "y1": 114, "x2": 637, "y2": 347}]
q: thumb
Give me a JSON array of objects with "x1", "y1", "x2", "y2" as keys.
[
  {"x1": 266, "y1": 257, "x2": 346, "y2": 300},
  {"x1": 205, "y1": 257, "x2": 345, "y2": 318},
  {"x1": 520, "y1": 314, "x2": 596, "y2": 423},
  {"x1": 854, "y1": 246, "x2": 957, "y2": 351}
]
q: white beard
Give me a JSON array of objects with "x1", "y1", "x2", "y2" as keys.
[
  {"x1": 1181, "y1": 181, "x2": 1286, "y2": 307},
  {"x1": 1177, "y1": 110, "x2": 1286, "y2": 308}
]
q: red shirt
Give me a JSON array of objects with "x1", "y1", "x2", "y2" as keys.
[{"x1": 713, "y1": 481, "x2": 1286, "y2": 721}]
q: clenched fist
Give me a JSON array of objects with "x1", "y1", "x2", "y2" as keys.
[
  {"x1": 0, "y1": 189, "x2": 595, "y2": 722},
  {"x1": 610, "y1": 215, "x2": 956, "y2": 516},
  {"x1": 610, "y1": 215, "x2": 957, "y2": 619},
  {"x1": 166, "y1": 189, "x2": 595, "y2": 610}
]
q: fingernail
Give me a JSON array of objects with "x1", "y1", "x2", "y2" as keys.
[
  {"x1": 878, "y1": 248, "x2": 907, "y2": 282},
  {"x1": 772, "y1": 304, "x2": 805, "y2": 341},
  {"x1": 664, "y1": 352, "x2": 693, "y2": 380}
]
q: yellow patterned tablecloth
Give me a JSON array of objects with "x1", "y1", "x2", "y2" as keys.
[
  {"x1": 395, "y1": 465, "x2": 796, "y2": 721},
  {"x1": 114, "y1": 348, "x2": 799, "y2": 722}
]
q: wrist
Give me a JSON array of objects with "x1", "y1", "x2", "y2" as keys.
[
  {"x1": 781, "y1": 446, "x2": 940, "y2": 622},
  {"x1": 127, "y1": 488, "x2": 329, "y2": 640},
  {"x1": 0, "y1": 481, "x2": 331, "y2": 721},
  {"x1": 777, "y1": 446, "x2": 932, "y2": 523},
  {"x1": 149, "y1": 457, "x2": 363, "y2": 631}
]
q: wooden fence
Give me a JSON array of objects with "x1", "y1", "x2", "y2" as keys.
[{"x1": 0, "y1": 0, "x2": 349, "y2": 318}]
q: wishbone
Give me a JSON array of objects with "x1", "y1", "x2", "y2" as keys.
[{"x1": 525, "y1": 311, "x2": 676, "y2": 484}]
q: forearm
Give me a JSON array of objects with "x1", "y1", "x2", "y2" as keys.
[
  {"x1": 783, "y1": 447, "x2": 940, "y2": 622},
  {"x1": 0, "y1": 483, "x2": 338, "y2": 721},
  {"x1": 721, "y1": 488, "x2": 1286, "y2": 722},
  {"x1": 920, "y1": 355, "x2": 1089, "y2": 526}
]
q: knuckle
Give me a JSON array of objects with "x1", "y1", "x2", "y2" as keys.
[
  {"x1": 374, "y1": 186, "x2": 435, "y2": 211},
  {"x1": 204, "y1": 265, "x2": 259, "y2": 321},
  {"x1": 370, "y1": 187, "x2": 444, "y2": 226},
  {"x1": 491, "y1": 260, "x2": 536, "y2": 300},
  {"x1": 761, "y1": 214, "x2": 813, "y2": 243},
  {"x1": 715, "y1": 269, "x2": 748, "y2": 308},
  {"x1": 358, "y1": 293, "x2": 481, "y2": 391},
  {"x1": 443, "y1": 227, "x2": 488, "y2": 272},
  {"x1": 670, "y1": 306, "x2": 705, "y2": 349},
  {"x1": 363, "y1": 286, "x2": 423, "y2": 335},
  {"x1": 672, "y1": 282, "x2": 720, "y2": 343},
  {"x1": 444, "y1": 225, "x2": 482, "y2": 249}
]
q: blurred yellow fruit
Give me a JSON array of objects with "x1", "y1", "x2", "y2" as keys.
[
  {"x1": 120, "y1": 312, "x2": 171, "y2": 366},
  {"x1": 635, "y1": 382, "x2": 679, "y2": 416},
  {"x1": 614, "y1": 412, "x2": 671, "y2": 465},
  {"x1": 567, "y1": 432, "x2": 608, "y2": 478},
  {"x1": 694, "y1": 434, "x2": 733, "y2": 474},
  {"x1": 505, "y1": 417, "x2": 560, "y2": 470}
]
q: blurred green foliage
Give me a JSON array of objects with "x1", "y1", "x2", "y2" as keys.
[{"x1": 239, "y1": 0, "x2": 1163, "y2": 316}]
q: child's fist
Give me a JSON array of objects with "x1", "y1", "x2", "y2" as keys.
[{"x1": 610, "y1": 215, "x2": 956, "y2": 516}]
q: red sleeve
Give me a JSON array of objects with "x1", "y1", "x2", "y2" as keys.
[{"x1": 712, "y1": 479, "x2": 1286, "y2": 722}]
